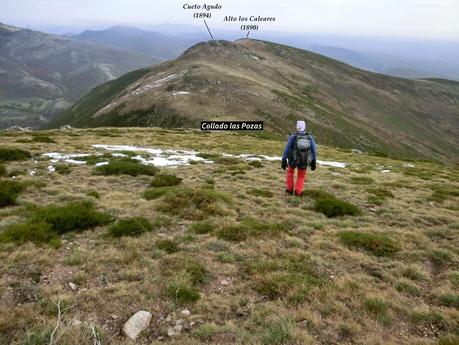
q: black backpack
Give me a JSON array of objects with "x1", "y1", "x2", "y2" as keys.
[{"x1": 289, "y1": 133, "x2": 312, "y2": 169}]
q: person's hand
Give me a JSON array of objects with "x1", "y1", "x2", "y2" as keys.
[
  {"x1": 310, "y1": 160, "x2": 316, "y2": 171},
  {"x1": 281, "y1": 159, "x2": 287, "y2": 170}
]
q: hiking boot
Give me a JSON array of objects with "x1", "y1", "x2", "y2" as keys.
[{"x1": 285, "y1": 189, "x2": 294, "y2": 195}]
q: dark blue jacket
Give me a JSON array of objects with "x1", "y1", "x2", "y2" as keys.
[{"x1": 282, "y1": 131, "x2": 317, "y2": 165}]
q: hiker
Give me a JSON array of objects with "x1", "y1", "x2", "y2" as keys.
[{"x1": 281, "y1": 120, "x2": 317, "y2": 196}]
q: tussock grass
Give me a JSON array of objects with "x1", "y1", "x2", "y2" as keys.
[
  {"x1": 160, "y1": 254, "x2": 208, "y2": 285},
  {"x1": 217, "y1": 218, "x2": 291, "y2": 242},
  {"x1": 428, "y1": 184, "x2": 459, "y2": 203},
  {"x1": 95, "y1": 158, "x2": 158, "y2": 176},
  {"x1": 436, "y1": 294, "x2": 459, "y2": 308},
  {"x1": 364, "y1": 298, "x2": 391, "y2": 324},
  {"x1": 408, "y1": 310, "x2": 449, "y2": 331},
  {"x1": 0, "y1": 148, "x2": 31, "y2": 161},
  {"x1": 0, "y1": 180, "x2": 27, "y2": 207},
  {"x1": 150, "y1": 173, "x2": 182, "y2": 187},
  {"x1": 242, "y1": 254, "x2": 323, "y2": 303},
  {"x1": 108, "y1": 217, "x2": 154, "y2": 237},
  {"x1": 165, "y1": 276, "x2": 201, "y2": 304},
  {"x1": 0, "y1": 164, "x2": 6, "y2": 177},
  {"x1": 156, "y1": 187, "x2": 232, "y2": 220},
  {"x1": 395, "y1": 280, "x2": 420, "y2": 296},
  {"x1": 262, "y1": 319, "x2": 293, "y2": 345},
  {"x1": 339, "y1": 231, "x2": 399, "y2": 257},
  {"x1": 430, "y1": 249, "x2": 454, "y2": 266}
]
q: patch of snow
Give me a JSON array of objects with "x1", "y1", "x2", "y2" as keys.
[
  {"x1": 95, "y1": 162, "x2": 109, "y2": 167},
  {"x1": 48, "y1": 166, "x2": 56, "y2": 173},
  {"x1": 29, "y1": 169, "x2": 37, "y2": 176},
  {"x1": 251, "y1": 55, "x2": 260, "y2": 60},
  {"x1": 172, "y1": 91, "x2": 190, "y2": 96},
  {"x1": 112, "y1": 153, "x2": 128, "y2": 158},
  {"x1": 403, "y1": 163, "x2": 415, "y2": 168},
  {"x1": 381, "y1": 170, "x2": 391, "y2": 173},
  {"x1": 317, "y1": 160, "x2": 347, "y2": 168}
]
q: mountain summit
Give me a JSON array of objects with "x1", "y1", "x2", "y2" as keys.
[{"x1": 47, "y1": 39, "x2": 459, "y2": 161}]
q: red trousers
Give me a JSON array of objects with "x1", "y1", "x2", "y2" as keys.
[{"x1": 286, "y1": 166, "x2": 307, "y2": 196}]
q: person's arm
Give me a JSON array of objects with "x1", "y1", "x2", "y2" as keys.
[
  {"x1": 282, "y1": 135, "x2": 295, "y2": 159},
  {"x1": 310, "y1": 135, "x2": 317, "y2": 161}
]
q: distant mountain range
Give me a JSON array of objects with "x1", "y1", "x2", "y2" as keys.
[
  {"x1": 0, "y1": 23, "x2": 161, "y2": 129},
  {"x1": 73, "y1": 25, "x2": 201, "y2": 60},
  {"x1": 47, "y1": 39, "x2": 459, "y2": 162}
]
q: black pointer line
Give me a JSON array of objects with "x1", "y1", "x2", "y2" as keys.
[
  {"x1": 204, "y1": 20, "x2": 214, "y2": 40},
  {"x1": 246, "y1": 31, "x2": 250, "y2": 38}
]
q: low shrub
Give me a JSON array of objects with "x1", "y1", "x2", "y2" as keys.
[
  {"x1": 31, "y1": 135, "x2": 56, "y2": 143},
  {"x1": 108, "y1": 217, "x2": 153, "y2": 237},
  {"x1": 304, "y1": 189, "x2": 335, "y2": 201},
  {"x1": 0, "y1": 164, "x2": 6, "y2": 176},
  {"x1": 351, "y1": 176, "x2": 374, "y2": 185},
  {"x1": 339, "y1": 231, "x2": 399, "y2": 257},
  {"x1": 144, "y1": 187, "x2": 176, "y2": 200},
  {"x1": 315, "y1": 198, "x2": 361, "y2": 217},
  {"x1": 0, "y1": 148, "x2": 31, "y2": 161},
  {"x1": 55, "y1": 164, "x2": 71, "y2": 175},
  {"x1": 428, "y1": 184, "x2": 459, "y2": 203},
  {"x1": 156, "y1": 187, "x2": 232, "y2": 220},
  {"x1": 0, "y1": 222, "x2": 60, "y2": 247},
  {"x1": 86, "y1": 190, "x2": 100, "y2": 199},
  {"x1": 217, "y1": 218, "x2": 290, "y2": 242},
  {"x1": 248, "y1": 160, "x2": 263, "y2": 168},
  {"x1": 189, "y1": 220, "x2": 215, "y2": 234},
  {"x1": 155, "y1": 239, "x2": 180, "y2": 253},
  {"x1": 95, "y1": 158, "x2": 158, "y2": 176},
  {"x1": 150, "y1": 173, "x2": 182, "y2": 187},
  {"x1": 31, "y1": 201, "x2": 112, "y2": 234},
  {"x1": 247, "y1": 188, "x2": 273, "y2": 198},
  {"x1": 0, "y1": 180, "x2": 26, "y2": 207}
]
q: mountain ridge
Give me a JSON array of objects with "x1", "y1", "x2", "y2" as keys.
[{"x1": 46, "y1": 39, "x2": 459, "y2": 162}]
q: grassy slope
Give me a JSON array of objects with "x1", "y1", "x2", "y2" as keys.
[
  {"x1": 0, "y1": 127, "x2": 458, "y2": 344},
  {"x1": 47, "y1": 39, "x2": 459, "y2": 162}
]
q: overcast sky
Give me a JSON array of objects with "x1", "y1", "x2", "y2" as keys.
[{"x1": 1, "y1": 0, "x2": 458, "y2": 39}]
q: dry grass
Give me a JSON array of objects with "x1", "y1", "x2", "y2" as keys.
[{"x1": 0, "y1": 127, "x2": 457, "y2": 344}]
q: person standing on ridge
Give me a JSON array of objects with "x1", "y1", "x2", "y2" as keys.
[{"x1": 281, "y1": 120, "x2": 317, "y2": 196}]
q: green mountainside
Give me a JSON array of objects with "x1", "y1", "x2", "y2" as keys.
[{"x1": 0, "y1": 23, "x2": 161, "y2": 129}]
